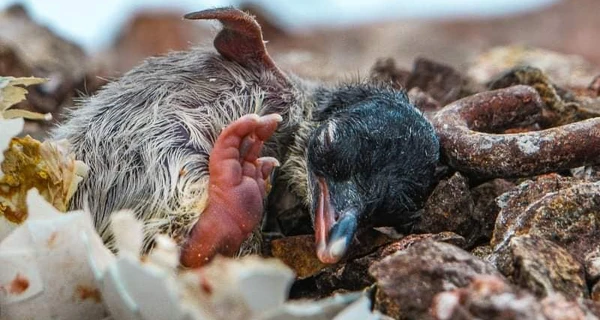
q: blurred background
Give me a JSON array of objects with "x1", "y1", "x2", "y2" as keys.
[{"x1": 0, "y1": 0, "x2": 598, "y2": 136}]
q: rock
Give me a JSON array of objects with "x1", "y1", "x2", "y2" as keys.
[
  {"x1": 271, "y1": 234, "x2": 328, "y2": 280},
  {"x1": 369, "y1": 240, "x2": 502, "y2": 319},
  {"x1": 379, "y1": 232, "x2": 467, "y2": 256},
  {"x1": 586, "y1": 248, "x2": 600, "y2": 283},
  {"x1": 432, "y1": 275, "x2": 600, "y2": 320},
  {"x1": 467, "y1": 45, "x2": 600, "y2": 90},
  {"x1": 305, "y1": 232, "x2": 466, "y2": 299},
  {"x1": 491, "y1": 174, "x2": 577, "y2": 248},
  {"x1": 493, "y1": 235, "x2": 588, "y2": 300},
  {"x1": 586, "y1": 248, "x2": 600, "y2": 303},
  {"x1": 406, "y1": 57, "x2": 482, "y2": 106},
  {"x1": 540, "y1": 295, "x2": 600, "y2": 320},
  {"x1": 0, "y1": 4, "x2": 102, "y2": 138},
  {"x1": 407, "y1": 87, "x2": 442, "y2": 116},
  {"x1": 592, "y1": 283, "x2": 600, "y2": 303},
  {"x1": 415, "y1": 172, "x2": 475, "y2": 239},
  {"x1": 470, "y1": 245, "x2": 493, "y2": 261},
  {"x1": 415, "y1": 172, "x2": 495, "y2": 246},
  {"x1": 571, "y1": 165, "x2": 600, "y2": 182},
  {"x1": 485, "y1": 65, "x2": 600, "y2": 126},
  {"x1": 470, "y1": 179, "x2": 516, "y2": 244},
  {"x1": 369, "y1": 57, "x2": 411, "y2": 90},
  {"x1": 431, "y1": 275, "x2": 542, "y2": 320},
  {"x1": 272, "y1": 230, "x2": 393, "y2": 279},
  {"x1": 493, "y1": 181, "x2": 600, "y2": 264}
]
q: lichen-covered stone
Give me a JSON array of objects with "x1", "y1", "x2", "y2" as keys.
[
  {"x1": 470, "y1": 245, "x2": 493, "y2": 261},
  {"x1": 369, "y1": 240, "x2": 502, "y2": 319},
  {"x1": 493, "y1": 235, "x2": 588, "y2": 300},
  {"x1": 491, "y1": 174, "x2": 577, "y2": 247},
  {"x1": 571, "y1": 165, "x2": 600, "y2": 183},
  {"x1": 493, "y1": 181, "x2": 600, "y2": 264}
]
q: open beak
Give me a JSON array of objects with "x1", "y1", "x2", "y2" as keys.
[{"x1": 315, "y1": 178, "x2": 359, "y2": 264}]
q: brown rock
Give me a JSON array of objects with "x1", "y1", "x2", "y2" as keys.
[
  {"x1": 369, "y1": 57, "x2": 411, "y2": 89},
  {"x1": 585, "y1": 248, "x2": 600, "y2": 283},
  {"x1": 494, "y1": 181, "x2": 600, "y2": 264},
  {"x1": 416, "y1": 172, "x2": 497, "y2": 246},
  {"x1": 271, "y1": 234, "x2": 327, "y2": 279},
  {"x1": 407, "y1": 87, "x2": 442, "y2": 116},
  {"x1": 369, "y1": 240, "x2": 502, "y2": 319},
  {"x1": 432, "y1": 275, "x2": 599, "y2": 320},
  {"x1": 470, "y1": 179, "x2": 516, "y2": 243},
  {"x1": 289, "y1": 232, "x2": 465, "y2": 300},
  {"x1": 494, "y1": 235, "x2": 588, "y2": 300},
  {"x1": 468, "y1": 46, "x2": 600, "y2": 90},
  {"x1": 586, "y1": 248, "x2": 600, "y2": 303},
  {"x1": 311, "y1": 232, "x2": 467, "y2": 298},
  {"x1": 485, "y1": 66, "x2": 600, "y2": 126},
  {"x1": 415, "y1": 172, "x2": 474, "y2": 238},
  {"x1": 431, "y1": 275, "x2": 543, "y2": 320},
  {"x1": 589, "y1": 75, "x2": 600, "y2": 95},
  {"x1": 379, "y1": 232, "x2": 467, "y2": 257},
  {"x1": 0, "y1": 4, "x2": 101, "y2": 138},
  {"x1": 406, "y1": 57, "x2": 481, "y2": 106},
  {"x1": 470, "y1": 245, "x2": 493, "y2": 261},
  {"x1": 491, "y1": 174, "x2": 577, "y2": 247},
  {"x1": 272, "y1": 229, "x2": 393, "y2": 279},
  {"x1": 540, "y1": 295, "x2": 599, "y2": 320},
  {"x1": 592, "y1": 283, "x2": 600, "y2": 303},
  {"x1": 571, "y1": 165, "x2": 600, "y2": 183}
]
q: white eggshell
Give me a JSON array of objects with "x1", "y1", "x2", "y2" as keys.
[{"x1": 0, "y1": 189, "x2": 113, "y2": 320}]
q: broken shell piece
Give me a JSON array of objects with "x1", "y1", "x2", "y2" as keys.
[
  {"x1": 110, "y1": 210, "x2": 143, "y2": 258},
  {"x1": 88, "y1": 210, "x2": 193, "y2": 320},
  {"x1": 90, "y1": 211, "x2": 297, "y2": 320},
  {"x1": 194, "y1": 255, "x2": 296, "y2": 316},
  {"x1": 0, "y1": 76, "x2": 49, "y2": 120},
  {"x1": 261, "y1": 292, "x2": 381, "y2": 320},
  {"x1": 0, "y1": 189, "x2": 112, "y2": 320},
  {"x1": 0, "y1": 136, "x2": 89, "y2": 240},
  {"x1": 0, "y1": 118, "x2": 23, "y2": 175},
  {"x1": 0, "y1": 117, "x2": 24, "y2": 238}
]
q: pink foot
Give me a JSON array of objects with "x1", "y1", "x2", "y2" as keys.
[{"x1": 180, "y1": 114, "x2": 282, "y2": 268}]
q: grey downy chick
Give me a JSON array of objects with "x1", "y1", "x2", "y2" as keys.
[{"x1": 52, "y1": 7, "x2": 439, "y2": 267}]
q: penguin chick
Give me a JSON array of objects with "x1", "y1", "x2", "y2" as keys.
[
  {"x1": 306, "y1": 85, "x2": 439, "y2": 263},
  {"x1": 52, "y1": 7, "x2": 439, "y2": 268}
]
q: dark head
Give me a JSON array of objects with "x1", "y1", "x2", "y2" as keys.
[{"x1": 307, "y1": 84, "x2": 439, "y2": 263}]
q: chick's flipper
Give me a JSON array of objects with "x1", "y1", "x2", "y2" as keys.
[{"x1": 180, "y1": 114, "x2": 281, "y2": 268}]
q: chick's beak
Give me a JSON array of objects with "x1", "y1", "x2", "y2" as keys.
[{"x1": 315, "y1": 178, "x2": 359, "y2": 264}]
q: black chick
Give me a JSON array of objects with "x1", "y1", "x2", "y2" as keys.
[{"x1": 303, "y1": 84, "x2": 440, "y2": 263}]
